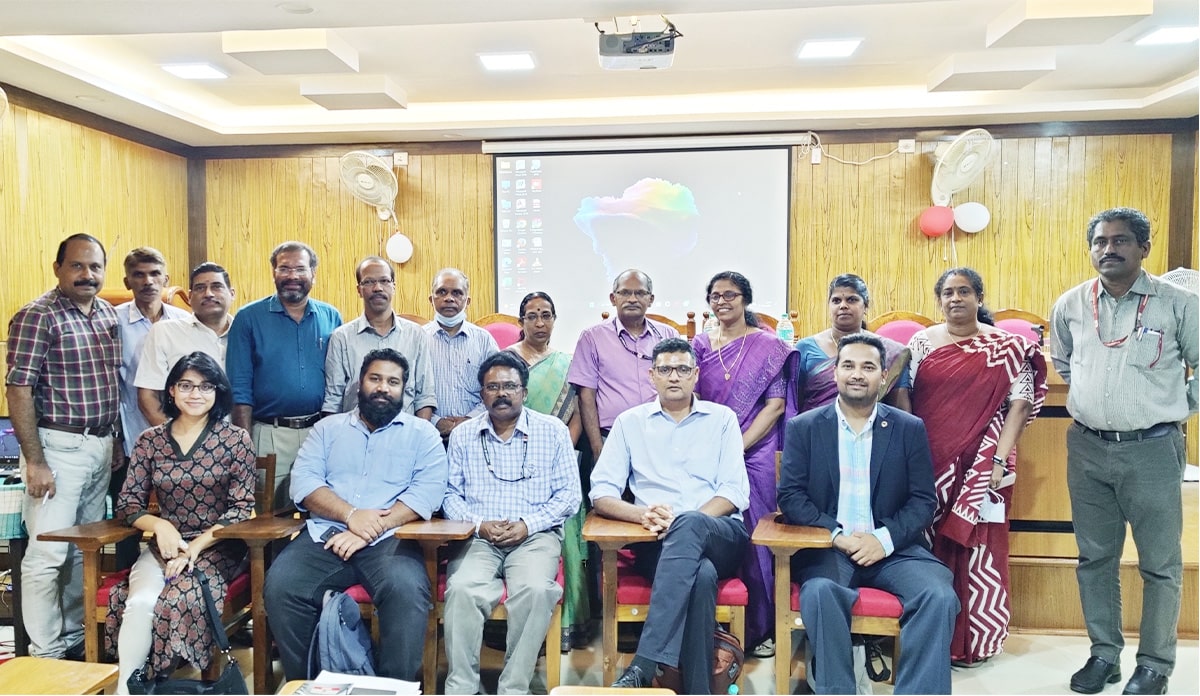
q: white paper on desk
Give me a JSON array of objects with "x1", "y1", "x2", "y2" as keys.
[
  {"x1": 314, "y1": 670, "x2": 421, "y2": 695},
  {"x1": 979, "y1": 490, "x2": 1006, "y2": 523}
]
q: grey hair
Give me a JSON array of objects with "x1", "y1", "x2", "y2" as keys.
[
  {"x1": 612, "y1": 268, "x2": 653, "y2": 294},
  {"x1": 431, "y1": 267, "x2": 470, "y2": 293}
]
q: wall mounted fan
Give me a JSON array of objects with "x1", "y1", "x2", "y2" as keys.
[
  {"x1": 339, "y1": 150, "x2": 398, "y2": 222},
  {"x1": 1162, "y1": 267, "x2": 1199, "y2": 294},
  {"x1": 931, "y1": 128, "x2": 995, "y2": 206}
]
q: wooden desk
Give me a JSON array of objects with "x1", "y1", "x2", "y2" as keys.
[
  {"x1": 0, "y1": 656, "x2": 118, "y2": 694},
  {"x1": 580, "y1": 513, "x2": 657, "y2": 685}
]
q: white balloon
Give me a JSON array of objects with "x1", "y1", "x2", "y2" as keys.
[
  {"x1": 954, "y1": 201, "x2": 990, "y2": 234},
  {"x1": 385, "y1": 232, "x2": 414, "y2": 263}
]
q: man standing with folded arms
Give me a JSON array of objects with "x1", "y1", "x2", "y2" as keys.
[
  {"x1": 1051, "y1": 207, "x2": 1198, "y2": 696},
  {"x1": 227, "y1": 241, "x2": 342, "y2": 511},
  {"x1": 6, "y1": 233, "x2": 121, "y2": 660}
]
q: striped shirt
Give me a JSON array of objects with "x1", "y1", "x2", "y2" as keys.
[
  {"x1": 833, "y1": 400, "x2": 894, "y2": 555},
  {"x1": 323, "y1": 314, "x2": 438, "y2": 415},
  {"x1": 443, "y1": 408, "x2": 581, "y2": 535},
  {"x1": 6, "y1": 288, "x2": 121, "y2": 428},
  {"x1": 1051, "y1": 271, "x2": 1199, "y2": 430},
  {"x1": 116, "y1": 300, "x2": 190, "y2": 454},
  {"x1": 423, "y1": 320, "x2": 498, "y2": 423}
]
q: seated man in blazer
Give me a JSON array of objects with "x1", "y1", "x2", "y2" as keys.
[{"x1": 778, "y1": 333, "x2": 958, "y2": 695}]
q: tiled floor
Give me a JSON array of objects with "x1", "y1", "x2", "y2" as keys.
[{"x1": 2, "y1": 624, "x2": 1195, "y2": 694}]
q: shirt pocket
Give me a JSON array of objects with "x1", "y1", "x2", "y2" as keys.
[{"x1": 1127, "y1": 327, "x2": 1165, "y2": 369}]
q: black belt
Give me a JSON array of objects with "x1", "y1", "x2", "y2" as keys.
[
  {"x1": 1073, "y1": 421, "x2": 1176, "y2": 443},
  {"x1": 38, "y1": 420, "x2": 117, "y2": 438},
  {"x1": 256, "y1": 413, "x2": 322, "y2": 429}
]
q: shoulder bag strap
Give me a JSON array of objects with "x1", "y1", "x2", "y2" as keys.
[{"x1": 193, "y1": 567, "x2": 234, "y2": 655}]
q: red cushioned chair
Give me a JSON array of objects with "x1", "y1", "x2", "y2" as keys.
[
  {"x1": 475, "y1": 313, "x2": 523, "y2": 349},
  {"x1": 582, "y1": 511, "x2": 748, "y2": 688}
]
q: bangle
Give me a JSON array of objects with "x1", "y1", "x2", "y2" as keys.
[
  {"x1": 344, "y1": 507, "x2": 357, "y2": 526},
  {"x1": 475, "y1": 519, "x2": 483, "y2": 536},
  {"x1": 992, "y1": 455, "x2": 1006, "y2": 467}
]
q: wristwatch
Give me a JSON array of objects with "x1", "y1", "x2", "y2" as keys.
[{"x1": 991, "y1": 455, "x2": 1006, "y2": 467}]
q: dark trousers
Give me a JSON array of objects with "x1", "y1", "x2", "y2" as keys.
[
  {"x1": 263, "y1": 533, "x2": 430, "y2": 680},
  {"x1": 107, "y1": 459, "x2": 140, "y2": 571},
  {"x1": 792, "y1": 545, "x2": 958, "y2": 695},
  {"x1": 629, "y1": 511, "x2": 748, "y2": 695}
]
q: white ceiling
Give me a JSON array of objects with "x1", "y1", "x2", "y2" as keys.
[{"x1": 0, "y1": 0, "x2": 1196, "y2": 147}]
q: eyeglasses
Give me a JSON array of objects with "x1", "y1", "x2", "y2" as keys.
[
  {"x1": 614, "y1": 289, "x2": 651, "y2": 299},
  {"x1": 652, "y1": 365, "x2": 695, "y2": 377},
  {"x1": 483, "y1": 382, "x2": 524, "y2": 394},
  {"x1": 174, "y1": 381, "x2": 216, "y2": 394},
  {"x1": 274, "y1": 265, "x2": 311, "y2": 276},
  {"x1": 708, "y1": 291, "x2": 743, "y2": 303},
  {"x1": 522, "y1": 312, "x2": 555, "y2": 323},
  {"x1": 480, "y1": 431, "x2": 529, "y2": 482},
  {"x1": 358, "y1": 278, "x2": 394, "y2": 289}
]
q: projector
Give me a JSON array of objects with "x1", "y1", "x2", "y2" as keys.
[{"x1": 598, "y1": 31, "x2": 676, "y2": 70}]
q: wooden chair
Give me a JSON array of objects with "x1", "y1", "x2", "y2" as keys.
[
  {"x1": 98, "y1": 285, "x2": 192, "y2": 311},
  {"x1": 751, "y1": 514, "x2": 903, "y2": 694},
  {"x1": 994, "y1": 308, "x2": 1049, "y2": 346},
  {"x1": 475, "y1": 312, "x2": 523, "y2": 349},
  {"x1": 600, "y1": 311, "x2": 697, "y2": 340},
  {"x1": 866, "y1": 310, "x2": 936, "y2": 332},
  {"x1": 581, "y1": 511, "x2": 747, "y2": 688},
  {"x1": 475, "y1": 312, "x2": 521, "y2": 327},
  {"x1": 0, "y1": 656, "x2": 118, "y2": 694},
  {"x1": 755, "y1": 312, "x2": 779, "y2": 331},
  {"x1": 398, "y1": 313, "x2": 428, "y2": 326}
]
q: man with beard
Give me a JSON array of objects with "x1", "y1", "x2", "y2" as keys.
[
  {"x1": 264, "y1": 348, "x2": 448, "y2": 681},
  {"x1": 324, "y1": 256, "x2": 436, "y2": 419},
  {"x1": 1052, "y1": 208, "x2": 1198, "y2": 696},
  {"x1": 112, "y1": 247, "x2": 190, "y2": 569},
  {"x1": 6, "y1": 233, "x2": 121, "y2": 660},
  {"x1": 423, "y1": 268, "x2": 498, "y2": 441},
  {"x1": 134, "y1": 262, "x2": 237, "y2": 425},
  {"x1": 227, "y1": 241, "x2": 341, "y2": 511},
  {"x1": 779, "y1": 333, "x2": 956, "y2": 694},
  {"x1": 568, "y1": 269, "x2": 679, "y2": 462},
  {"x1": 441, "y1": 351, "x2": 580, "y2": 694}
]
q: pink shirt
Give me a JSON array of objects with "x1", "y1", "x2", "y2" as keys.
[{"x1": 566, "y1": 317, "x2": 680, "y2": 428}]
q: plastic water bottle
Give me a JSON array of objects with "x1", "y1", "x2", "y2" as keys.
[
  {"x1": 776, "y1": 312, "x2": 795, "y2": 344},
  {"x1": 703, "y1": 311, "x2": 719, "y2": 338}
]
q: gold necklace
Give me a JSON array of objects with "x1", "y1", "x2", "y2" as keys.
[{"x1": 716, "y1": 331, "x2": 748, "y2": 380}]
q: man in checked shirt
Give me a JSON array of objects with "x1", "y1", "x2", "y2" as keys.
[{"x1": 442, "y1": 351, "x2": 581, "y2": 694}]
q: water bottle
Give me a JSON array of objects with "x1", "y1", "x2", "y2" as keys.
[
  {"x1": 776, "y1": 312, "x2": 795, "y2": 344},
  {"x1": 703, "y1": 311, "x2": 719, "y2": 339}
]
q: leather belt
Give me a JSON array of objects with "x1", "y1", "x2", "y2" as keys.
[
  {"x1": 1073, "y1": 421, "x2": 1176, "y2": 443},
  {"x1": 256, "y1": 413, "x2": 322, "y2": 430},
  {"x1": 38, "y1": 420, "x2": 117, "y2": 438}
]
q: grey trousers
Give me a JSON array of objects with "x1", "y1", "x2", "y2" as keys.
[
  {"x1": 442, "y1": 530, "x2": 564, "y2": 695},
  {"x1": 1067, "y1": 423, "x2": 1185, "y2": 674}
]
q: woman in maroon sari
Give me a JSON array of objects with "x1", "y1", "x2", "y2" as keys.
[
  {"x1": 692, "y1": 271, "x2": 798, "y2": 658},
  {"x1": 908, "y1": 268, "x2": 1047, "y2": 667}
]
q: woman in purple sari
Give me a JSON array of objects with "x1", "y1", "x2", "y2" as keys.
[
  {"x1": 796, "y1": 274, "x2": 912, "y2": 413},
  {"x1": 692, "y1": 271, "x2": 798, "y2": 658}
]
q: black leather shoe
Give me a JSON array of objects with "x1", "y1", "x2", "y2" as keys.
[
  {"x1": 612, "y1": 664, "x2": 654, "y2": 689},
  {"x1": 1122, "y1": 665, "x2": 1168, "y2": 695},
  {"x1": 63, "y1": 642, "x2": 87, "y2": 662},
  {"x1": 1071, "y1": 656, "x2": 1121, "y2": 694}
]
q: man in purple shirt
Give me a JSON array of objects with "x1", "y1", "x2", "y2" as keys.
[{"x1": 567, "y1": 269, "x2": 680, "y2": 461}]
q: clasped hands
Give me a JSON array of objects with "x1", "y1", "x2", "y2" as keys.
[
  {"x1": 832, "y1": 531, "x2": 886, "y2": 567},
  {"x1": 640, "y1": 503, "x2": 675, "y2": 540},
  {"x1": 478, "y1": 520, "x2": 529, "y2": 547},
  {"x1": 325, "y1": 507, "x2": 394, "y2": 560},
  {"x1": 154, "y1": 520, "x2": 198, "y2": 579}
]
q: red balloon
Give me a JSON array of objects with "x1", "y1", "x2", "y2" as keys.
[{"x1": 919, "y1": 206, "x2": 954, "y2": 237}]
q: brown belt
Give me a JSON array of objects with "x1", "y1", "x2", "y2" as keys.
[{"x1": 38, "y1": 420, "x2": 117, "y2": 438}]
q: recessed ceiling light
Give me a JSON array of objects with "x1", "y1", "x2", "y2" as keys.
[
  {"x1": 478, "y1": 52, "x2": 536, "y2": 71},
  {"x1": 798, "y1": 39, "x2": 862, "y2": 59},
  {"x1": 1136, "y1": 27, "x2": 1200, "y2": 45},
  {"x1": 161, "y1": 63, "x2": 228, "y2": 80}
]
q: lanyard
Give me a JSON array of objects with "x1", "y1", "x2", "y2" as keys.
[{"x1": 1091, "y1": 279, "x2": 1148, "y2": 347}]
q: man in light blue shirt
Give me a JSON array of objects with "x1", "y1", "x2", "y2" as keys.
[
  {"x1": 591, "y1": 337, "x2": 750, "y2": 694},
  {"x1": 442, "y1": 351, "x2": 580, "y2": 694},
  {"x1": 263, "y1": 348, "x2": 447, "y2": 682},
  {"x1": 423, "y1": 268, "x2": 498, "y2": 440}
]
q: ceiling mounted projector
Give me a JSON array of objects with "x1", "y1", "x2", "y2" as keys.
[{"x1": 597, "y1": 18, "x2": 681, "y2": 70}]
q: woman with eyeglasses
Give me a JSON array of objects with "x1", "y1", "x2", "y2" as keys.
[
  {"x1": 105, "y1": 352, "x2": 256, "y2": 692},
  {"x1": 692, "y1": 271, "x2": 799, "y2": 659},
  {"x1": 795, "y1": 274, "x2": 913, "y2": 413},
  {"x1": 505, "y1": 291, "x2": 590, "y2": 651}
]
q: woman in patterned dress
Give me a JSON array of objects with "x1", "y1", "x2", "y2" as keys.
[
  {"x1": 908, "y1": 268, "x2": 1047, "y2": 666},
  {"x1": 106, "y1": 352, "x2": 256, "y2": 692}
]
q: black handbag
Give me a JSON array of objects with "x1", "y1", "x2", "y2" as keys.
[{"x1": 127, "y1": 567, "x2": 248, "y2": 695}]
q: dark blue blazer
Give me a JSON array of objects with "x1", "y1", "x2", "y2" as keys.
[{"x1": 777, "y1": 402, "x2": 936, "y2": 553}]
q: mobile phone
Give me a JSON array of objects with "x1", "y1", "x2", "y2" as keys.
[{"x1": 321, "y1": 527, "x2": 338, "y2": 542}]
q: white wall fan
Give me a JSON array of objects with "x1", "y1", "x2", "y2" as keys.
[
  {"x1": 339, "y1": 150, "x2": 414, "y2": 263},
  {"x1": 1162, "y1": 267, "x2": 1199, "y2": 294},
  {"x1": 931, "y1": 128, "x2": 995, "y2": 207}
]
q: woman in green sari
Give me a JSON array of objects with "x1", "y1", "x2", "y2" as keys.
[{"x1": 506, "y1": 291, "x2": 589, "y2": 652}]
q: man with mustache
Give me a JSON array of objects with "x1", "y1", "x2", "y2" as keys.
[
  {"x1": 441, "y1": 351, "x2": 581, "y2": 694},
  {"x1": 568, "y1": 269, "x2": 680, "y2": 463},
  {"x1": 264, "y1": 348, "x2": 447, "y2": 681},
  {"x1": 423, "y1": 268, "x2": 498, "y2": 441},
  {"x1": 227, "y1": 241, "x2": 342, "y2": 511},
  {"x1": 6, "y1": 233, "x2": 121, "y2": 660},
  {"x1": 592, "y1": 337, "x2": 748, "y2": 693},
  {"x1": 1051, "y1": 207, "x2": 1198, "y2": 696},
  {"x1": 134, "y1": 262, "x2": 237, "y2": 425},
  {"x1": 324, "y1": 256, "x2": 436, "y2": 419},
  {"x1": 112, "y1": 247, "x2": 190, "y2": 569},
  {"x1": 778, "y1": 333, "x2": 957, "y2": 694}
]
